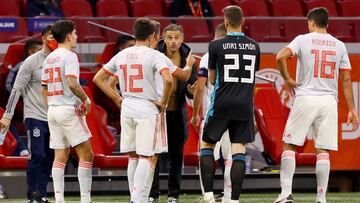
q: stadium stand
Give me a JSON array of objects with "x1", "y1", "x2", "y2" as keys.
[
  {"x1": 176, "y1": 16, "x2": 213, "y2": 42},
  {"x1": 96, "y1": 0, "x2": 129, "y2": 17},
  {"x1": 234, "y1": 0, "x2": 270, "y2": 16},
  {"x1": 327, "y1": 19, "x2": 357, "y2": 42},
  {"x1": 268, "y1": 0, "x2": 304, "y2": 16},
  {"x1": 337, "y1": 0, "x2": 360, "y2": 16},
  {"x1": 254, "y1": 88, "x2": 317, "y2": 165},
  {"x1": 302, "y1": 0, "x2": 339, "y2": 16},
  {"x1": 243, "y1": 18, "x2": 287, "y2": 42},
  {"x1": 60, "y1": 0, "x2": 94, "y2": 17},
  {"x1": 0, "y1": 108, "x2": 28, "y2": 169},
  {"x1": 0, "y1": 0, "x2": 21, "y2": 16},
  {"x1": 0, "y1": 18, "x2": 28, "y2": 43},
  {"x1": 208, "y1": 0, "x2": 232, "y2": 16},
  {"x1": 129, "y1": 0, "x2": 164, "y2": 17}
]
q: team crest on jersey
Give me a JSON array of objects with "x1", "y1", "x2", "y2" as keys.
[
  {"x1": 33, "y1": 127, "x2": 41, "y2": 137},
  {"x1": 255, "y1": 68, "x2": 294, "y2": 108}
]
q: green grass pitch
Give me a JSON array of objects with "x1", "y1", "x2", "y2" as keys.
[{"x1": 1, "y1": 193, "x2": 359, "y2": 203}]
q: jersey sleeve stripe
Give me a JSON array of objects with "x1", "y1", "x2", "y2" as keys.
[
  {"x1": 171, "y1": 67, "x2": 179, "y2": 76},
  {"x1": 65, "y1": 74, "x2": 78, "y2": 78},
  {"x1": 103, "y1": 67, "x2": 116, "y2": 76},
  {"x1": 159, "y1": 67, "x2": 169, "y2": 75}
]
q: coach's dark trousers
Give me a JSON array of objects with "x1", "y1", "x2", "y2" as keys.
[
  {"x1": 25, "y1": 118, "x2": 54, "y2": 199},
  {"x1": 150, "y1": 110, "x2": 186, "y2": 198}
]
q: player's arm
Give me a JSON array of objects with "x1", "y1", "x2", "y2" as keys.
[
  {"x1": 107, "y1": 75, "x2": 119, "y2": 90},
  {"x1": 156, "y1": 69, "x2": 173, "y2": 112},
  {"x1": 191, "y1": 77, "x2": 206, "y2": 126},
  {"x1": 66, "y1": 76, "x2": 92, "y2": 115},
  {"x1": 276, "y1": 47, "x2": 298, "y2": 96},
  {"x1": 208, "y1": 42, "x2": 217, "y2": 85},
  {"x1": 0, "y1": 61, "x2": 32, "y2": 130},
  {"x1": 340, "y1": 70, "x2": 359, "y2": 129},
  {"x1": 93, "y1": 68, "x2": 122, "y2": 108},
  {"x1": 41, "y1": 85, "x2": 48, "y2": 108}
]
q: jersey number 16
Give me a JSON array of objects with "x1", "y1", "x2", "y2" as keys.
[{"x1": 224, "y1": 54, "x2": 255, "y2": 83}]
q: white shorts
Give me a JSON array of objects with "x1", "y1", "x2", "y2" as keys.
[
  {"x1": 283, "y1": 95, "x2": 338, "y2": 151},
  {"x1": 200, "y1": 120, "x2": 232, "y2": 160},
  {"x1": 120, "y1": 113, "x2": 168, "y2": 156},
  {"x1": 48, "y1": 105, "x2": 91, "y2": 149}
]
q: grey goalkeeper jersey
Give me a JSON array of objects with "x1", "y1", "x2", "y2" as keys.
[{"x1": 3, "y1": 49, "x2": 48, "y2": 121}]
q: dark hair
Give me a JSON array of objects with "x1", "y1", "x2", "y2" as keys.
[
  {"x1": 114, "y1": 35, "x2": 135, "y2": 54},
  {"x1": 215, "y1": 23, "x2": 227, "y2": 37},
  {"x1": 51, "y1": 20, "x2": 76, "y2": 43},
  {"x1": 163, "y1": 23, "x2": 183, "y2": 36},
  {"x1": 223, "y1": 5, "x2": 243, "y2": 27},
  {"x1": 307, "y1": 7, "x2": 329, "y2": 28},
  {"x1": 133, "y1": 18, "x2": 157, "y2": 41},
  {"x1": 41, "y1": 25, "x2": 53, "y2": 36},
  {"x1": 152, "y1": 20, "x2": 161, "y2": 35},
  {"x1": 24, "y1": 39, "x2": 42, "y2": 57}
]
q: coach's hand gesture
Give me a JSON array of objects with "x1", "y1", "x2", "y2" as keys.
[
  {"x1": 186, "y1": 51, "x2": 196, "y2": 67},
  {"x1": 347, "y1": 110, "x2": 359, "y2": 130},
  {"x1": 152, "y1": 100, "x2": 167, "y2": 113}
]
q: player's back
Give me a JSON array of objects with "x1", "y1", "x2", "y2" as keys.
[
  {"x1": 288, "y1": 32, "x2": 351, "y2": 99},
  {"x1": 42, "y1": 48, "x2": 82, "y2": 106},
  {"x1": 208, "y1": 34, "x2": 260, "y2": 121},
  {"x1": 113, "y1": 46, "x2": 168, "y2": 118}
]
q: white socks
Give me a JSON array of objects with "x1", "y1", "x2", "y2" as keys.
[
  {"x1": 280, "y1": 150, "x2": 296, "y2": 196},
  {"x1": 78, "y1": 161, "x2": 92, "y2": 203},
  {"x1": 52, "y1": 162, "x2": 65, "y2": 203},
  {"x1": 316, "y1": 153, "x2": 330, "y2": 203},
  {"x1": 131, "y1": 157, "x2": 153, "y2": 202},
  {"x1": 223, "y1": 160, "x2": 232, "y2": 200},
  {"x1": 128, "y1": 157, "x2": 139, "y2": 194}
]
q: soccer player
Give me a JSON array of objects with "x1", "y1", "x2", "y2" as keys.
[
  {"x1": 0, "y1": 25, "x2": 57, "y2": 203},
  {"x1": 93, "y1": 18, "x2": 174, "y2": 203},
  {"x1": 199, "y1": 5, "x2": 260, "y2": 203},
  {"x1": 191, "y1": 23, "x2": 232, "y2": 202},
  {"x1": 41, "y1": 20, "x2": 93, "y2": 203},
  {"x1": 274, "y1": 7, "x2": 359, "y2": 203}
]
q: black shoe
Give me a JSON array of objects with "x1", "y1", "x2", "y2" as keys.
[{"x1": 215, "y1": 193, "x2": 224, "y2": 202}]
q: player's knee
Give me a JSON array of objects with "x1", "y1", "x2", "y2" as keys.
[
  {"x1": 128, "y1": 151, "x2": 138, "y2": 158},
  {"x1": 200, "y1": 141, "x2": 215, "y2": 149},
  {"x1": 283, "y1": 143, "x2": 297, "y2": 152},
  {"x1": 231, "y1": 143, "x2": 246, "y2": 155}
]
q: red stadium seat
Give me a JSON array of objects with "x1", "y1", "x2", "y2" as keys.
[
  {"x1": 234, "y1": 0, "x2": 269, "y2": 16},
  {"x1": 0, "y1": 18, "x2": 29, "y2": 43},
  {"x1": 0, "y1": 107, "x2": 28, "y2": 169},
  {"x1": 0, "y1": 1, "x2": 20, "y2": 16},
  {"x1": 129, "y1": 0, "x2": 164, "y2": 17},
  {"x1": 282, "y1": 19, "x2": 308, "y2": 41},
  {"x1": 254, "y1": 88, "x2": 316, "y2": 165},
  {"x1": 327, "y1": 19, "x2": 357, "y2": 42},
  {"x1": 60, "y1": 0, "x2": 93, "y2": 17},
  {"x1": 100, "y1": 43, "x2": 116, "y2": 64},
  {"x1": 302, "y1": 0, "x2": 338, "y2": 16},
  {"x1": 96, "y1": 0, "x2": 129, "y2": 17},
  {"x1": 3, "y1": 43, "x2": 25, "y2": 69},
  {"x1": 71, "y1": 18, "x2": 106, "y2": 42},
  {"x1": 83, "y1": 87, "x2": 128, "y2": 168},
  {"x1": 268, "y1": 0, "x2": 304, "y2": 16},
  {"x1": 243, "y1": 19, "x2": 286, "y2": 42},
  {"x1": 176, "y1": 16, "x2": 212, "y2": 42},
  {"x1": 337, "y1": 0, "x2": 360, "y2": 16},
  {"x1": 208, "y1": 0, "x2": 232, "y2": 16}
]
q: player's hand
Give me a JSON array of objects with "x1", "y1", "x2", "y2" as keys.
[
  {"x1": 187, "y1": 81, "x2": 198, "y2": 95},
  {"x1": 114, "y1": 96, "x2": 123, "y2": 109},
  {"x1": 0, "y1": 117, "x2": 11, "y2": 132},
  {"x1": 284, "y1": 78, "x2": 299, "y2": 96},
  {"x1": 347, "y1": 110, "x2": 359, "y2": 130},
  {"x1": 81, "y1": 98, "x2": 91, "y2": 115},
  {"x1": 152, "y1": 100, "x2": 167, "y2": 113},
  {"x1": 190, "y1": 115, "x2": 201, "y2": 127},
  {"x1": 186, "y1": 51, "x2": 196, "y2": 67}
]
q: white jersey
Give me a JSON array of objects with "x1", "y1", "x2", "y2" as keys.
[
  {"x1": 41, "y1": 48, "x2": 82, "y2": 106},
  {"x1": 103, "y1": 46, "x2": 171, "y2": 118},
  {"x1": 155, "y1": 53, "x2": 178, "y2": 99},
  {"x1": 287, "y1": 32, "x2": 351, "y2": 99},
  {"x1": 198, "y1": 53, "x2": 214, "y2": 118}
]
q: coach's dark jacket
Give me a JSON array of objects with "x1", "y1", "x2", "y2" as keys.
[{"x1": 157, "y1": 40, "x2": 197, "y2": 136}]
